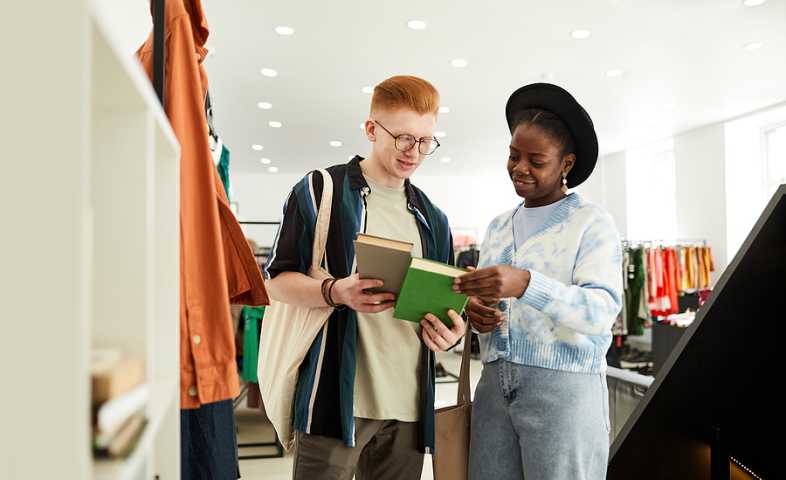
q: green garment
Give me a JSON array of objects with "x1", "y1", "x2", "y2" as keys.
[
  {"x1": 241, "y1": 306, "x2": 265, "y2": 382},
  {"x1": 217, "y1": 145, "x2": 231, "y2": 202},
  {"x1": 626, "y1": 247, "x2": 649, "y2": 336}
]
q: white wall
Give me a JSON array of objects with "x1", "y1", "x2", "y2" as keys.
[
  {"x1": 579, "y1": 152, "x2": 628, "y2": 238},
  {"x1": 674, "y1": 123, "x2": 727, "y2": 286},
  {"x1": 227, "y1": 169, "x2": 523, "y2": 249}
]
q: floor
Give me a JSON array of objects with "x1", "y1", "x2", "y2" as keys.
[{"x1": 234, "y1": 346, "x2": 483, "y2": 480}]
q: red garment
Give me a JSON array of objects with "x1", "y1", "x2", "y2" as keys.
[{"x1": 136, "y1": 0, "x2": 268, "y2": 409}]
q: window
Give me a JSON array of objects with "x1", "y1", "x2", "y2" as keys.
[{"x1": 764, "y1": 125, "x2": 786, "y2": 201}]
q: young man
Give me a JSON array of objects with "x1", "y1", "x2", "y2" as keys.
[{"x1": 264, "y1": 75, "x2": 465, "y2": 480}]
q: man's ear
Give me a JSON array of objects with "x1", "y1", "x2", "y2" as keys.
[{"x1": 364, "y1": 119, "x2": 376, "y2": 142}]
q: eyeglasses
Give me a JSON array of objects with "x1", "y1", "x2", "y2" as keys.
[{"x1": 374, "y1": 120, "x2": 440, "y2": 155}]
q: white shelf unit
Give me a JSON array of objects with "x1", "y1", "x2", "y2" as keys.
[{"x1": 2, "y1": 2, "x2": 180, "y2": 480}]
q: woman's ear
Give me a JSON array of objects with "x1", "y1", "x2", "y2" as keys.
[{"x1": 562, "y1": 153, "x2": 576, "y2": 174}]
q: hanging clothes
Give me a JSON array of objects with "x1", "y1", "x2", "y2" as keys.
[
  {"x1": 135, "y1": 0, "x2": 269, "y2": 410},
  {"x1": 216, "y1": 144, "x2": 231, "y2": 202}
]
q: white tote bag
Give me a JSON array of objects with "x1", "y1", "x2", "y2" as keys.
[{"x1": 257, "y1": 169, "x2": 334, "y2": 451}]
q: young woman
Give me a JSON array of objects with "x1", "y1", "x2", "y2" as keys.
[{"x1": 451, "y1": 83, "x2": 623, "y2": 480}]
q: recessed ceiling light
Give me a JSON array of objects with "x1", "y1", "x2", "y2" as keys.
[
  {"x1": 606, "y1": 69, "x2": 623, "y2": 77},
  {"x1": 268, "y1": 166, "x2": 279, "y2": 173},
  {"x1": 330, "y1": 141, "x2": 342, "y2": 147},
  {"x1": 408, "y1": 20, "x2": 427, "y2": 30},
  {"x1": 260, "y1": 158, "x2": 271, "y2": 164},
  {"x1": 571, "y1": 30, "x2": 590, "y2": 39},
  {"x1": 362, "y1": 86, "x2": 375, "y2": 94},
  {"x1": 349, "y1": 155, "x2": 354, "y2": 160},
  {"x1": 269, "y1": 121, "x2": 282, "y2": 128},
  {"x1": 252, "y1": 144, "x2": 264, "y2": 151},
  {"x1": 439, "y1": 106, "x2": 450, "y2": 113},
  {"x1": 257, "y1": 102, "x2": 272, "y2": 109},
  {"x1": 260, "y1": 68, "x2": 277, "y2": 77},
  {"x1": 451, "y1": 59, "x2": 468, "y2": 68},
  {"x1": 434, "y1": 131, "x2": 446, "y2": 137},
  {"x1": 360, "y1": 123, "x2": 367, "y2": 129},
  {"x1": 441, "y1": 157, "x2": 451, "y2": 163},
  {"x1": 662, "y1": 103, "x2": 677, "y2": 110},
  {"x1": 275, "y1": 26, "x2": 294, "y2": 35},
  {"x1": 742, "y1": 0, "x2": 765, "y2": 5},
  {"x1": 744, "y1": 42, "x2": 764, "y2": 50}
]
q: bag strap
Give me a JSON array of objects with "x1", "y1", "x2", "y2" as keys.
[
  {"x1": 457, "y1": 322, "x2": 472, "y2": 406},
  {"x1": 309, "y1": 168, "x2": 333, "y2": 269}
]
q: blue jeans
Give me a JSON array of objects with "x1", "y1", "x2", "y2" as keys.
[{"x1": 468, "y1": 360, "x2": 610, "y2": 480}]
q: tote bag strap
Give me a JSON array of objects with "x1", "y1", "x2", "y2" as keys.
[
  {"x1": 309, "y1": 168, "x2": 333, "y2": 270},
  {"x1": 457, "y1": 323, "x2": 472, "y2": 406}
]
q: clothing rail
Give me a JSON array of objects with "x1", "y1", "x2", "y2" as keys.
[
  {"x1": 621, "y1": 238, "x2": 707, "y2": 247},
  {"x1": 239, "y1": 221, "x2": 281, "y2": 225}
]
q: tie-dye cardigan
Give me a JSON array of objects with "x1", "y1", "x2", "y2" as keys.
[{"x1": 477, "y1": 193, "x2": 623, "y2": 374}]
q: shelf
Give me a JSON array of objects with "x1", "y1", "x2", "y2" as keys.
[{"x1": 92, "y1": 378, "x2": 178, "y2": 480}]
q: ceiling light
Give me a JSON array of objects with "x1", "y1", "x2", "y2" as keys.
[
  {"x1": 360, "y1": 123, "x2": 366, "y2": 129},
  {"x1": 571, "y1": 30, "x2": 590, "y2": 39},
  {"x1": 434, "y1": 131, "x2": 446, "y2": 137},
  {"x1": 441, "y1": 157, "x2": 451, "y2": 163},
  {"x1": 257, "y1": 102, "x2": 272, "y2": 109},
  {"x1": 268, "y1": 167, "x2": 279, "y2": 173},
  {"x1": 439, "y1": 107, "x2": 450, "y2": 113},
  {"x1": 451, "y1": 59, "x2": 468, "y2": 68},
  {"x1": 330, "y1": 141, "x2": 342, "y2": 147},
  {"x1": 275, "y1": 26, "x2": 294, "y2": 35},
  {"x1": 742, "y1": 0, "x2": 765, "y2": 5},
  {"x1": 662, "y1": 103, "x2": 676, "y2": 110},
  {"x1": 260, "y1": 68, "x2": 277, "y2": 77},
  {"x1": 260, "y1": 158, "x2": 271, "y2": 164},
  {"x1": 744, "y1": 42, "x2": 764, "y2": 50},
  {"x1": 269, "y1": 121, "x2": 282, "y2": 128},
  {"x1": 252, "y1": 144, "x2": 264, "y2": 151},
  {"x1": 408, "y1": 20, "x2": 427, "y2": 30},
  {"x1": 362, "y1": 86, "x2": 375, "y2": 94},
  {"x1": 606, "y1": 69, "x2": 623, "y2": 77},
  {"x1": 349, "y1": 156, "x2": 354, "y2": 160}
]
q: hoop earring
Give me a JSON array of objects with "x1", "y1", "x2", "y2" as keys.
[{"x1": 561, "y1": 171, "x2": 568, "y2": 194}]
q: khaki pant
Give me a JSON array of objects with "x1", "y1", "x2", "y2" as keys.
[{"x1": 292, "y1": 418, "x2": 424, "y2": 480}]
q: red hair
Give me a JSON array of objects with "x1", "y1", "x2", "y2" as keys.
[{"x1": 370, "y1": 76, "x2": 440, "y2": 119}]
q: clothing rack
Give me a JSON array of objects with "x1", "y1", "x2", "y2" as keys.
[{"x1": 621, "y1": 238, "x2": 707, "y2": 247}]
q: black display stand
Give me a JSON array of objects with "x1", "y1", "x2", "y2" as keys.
[{"x1": 607, "y1": 185, "x2": 786, "y2": 480}]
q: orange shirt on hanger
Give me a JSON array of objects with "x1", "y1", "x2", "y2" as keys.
[{"x1": 136, "y1": 0, "x2": 268, "y2": 409}]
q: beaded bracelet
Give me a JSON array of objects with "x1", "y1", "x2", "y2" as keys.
[
  {"x1": 327, "y1": 278, "x2": 347, "y2": 310},
  {"x1": 320, "y1": 278, "x2": 333, "y2": 307}
]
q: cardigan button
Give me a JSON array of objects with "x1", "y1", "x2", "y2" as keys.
[
  {"x1": 188, "y1": 386, "x2": 198, "y2": 396},
  {"x1": 193, "y1": 335, "x2": 202, "y2": 344},
  {"x1": 497, "y1": 300, "x2": 507, "y2": 312}
]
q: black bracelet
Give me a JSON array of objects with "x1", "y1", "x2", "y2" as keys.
[{"x1": 327, "y1": 278, "x2": 347, "y2": 310}]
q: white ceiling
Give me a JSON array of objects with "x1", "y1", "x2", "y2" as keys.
[{"x1": 199, "y1": 0, "x2": 786, "y2": 177}]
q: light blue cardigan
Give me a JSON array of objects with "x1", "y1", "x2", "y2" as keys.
[{"x1": 478, "y1": 193, "x2": 622, "y2": 374}]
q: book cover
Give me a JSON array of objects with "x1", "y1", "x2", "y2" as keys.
[
  {"x1": 353, "y1": 233, "x2": 413, "y2": 295},
  {"x1": 392, "y1": 257, "x2": 469, "y2": 328}
]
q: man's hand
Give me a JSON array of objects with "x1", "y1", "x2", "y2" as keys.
[
  {"x1": 420, "y1": 309, "x2": 466, "y2": 352},
  {"x1": 331, "y1": 274, "x2": 396, "y2": 313}
]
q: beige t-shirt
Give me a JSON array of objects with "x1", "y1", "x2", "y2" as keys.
[{"x1": 354, "y1": 175, "x2": 424, "y2": 421}]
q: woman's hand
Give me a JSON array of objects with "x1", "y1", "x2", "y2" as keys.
[
  {"x1": 453, "y1": 265, "x2": 531, "y2": 299},
  {"x1": 465, "y1": 297, "x2": 504, "y2": 333},
  {"x1": 420, "y1": 309, "x2": 466, "y2": 352},
  {"x1": 330, "y1": 274, "x2": 396, "y2": 313}
]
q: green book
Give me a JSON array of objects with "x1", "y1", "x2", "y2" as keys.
[{"x1": 392, "y1": 257, "x2": 469, "y2": 328}]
